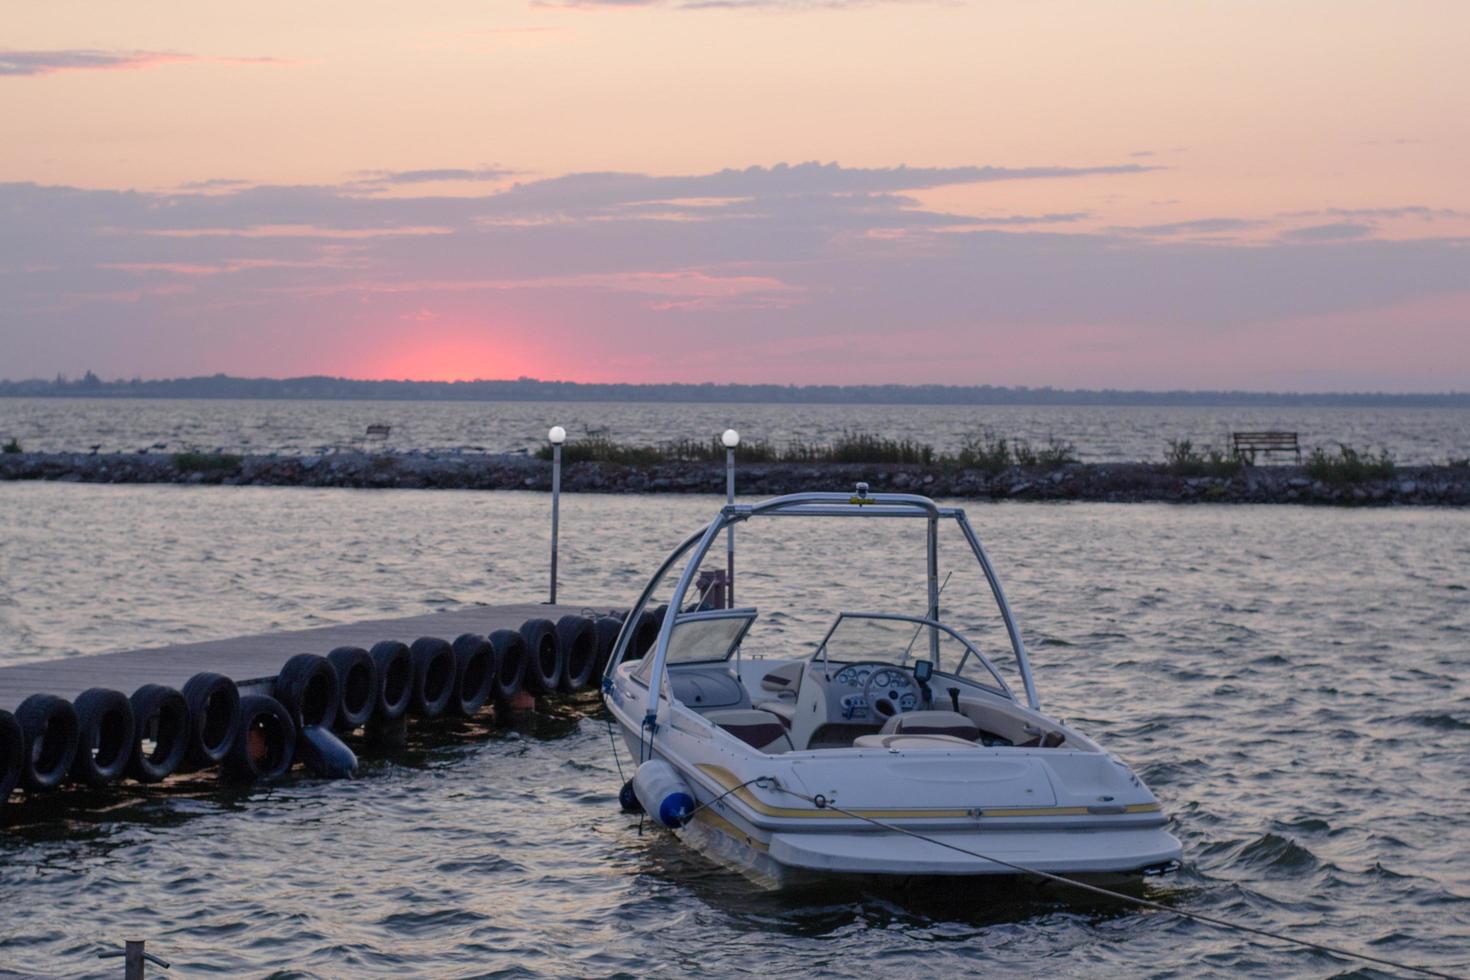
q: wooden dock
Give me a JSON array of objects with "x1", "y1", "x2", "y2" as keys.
[{"x1": 0, "y1": 603, "x2": 617, "y2": 711}]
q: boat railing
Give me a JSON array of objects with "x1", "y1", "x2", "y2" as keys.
[{"x1": 608, "y1": 486, "x2": 1041, "y2": 734}]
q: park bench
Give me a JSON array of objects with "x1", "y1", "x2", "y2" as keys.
[{"x1": 1231, "y1": 431, "x2": 1301, "y2": 464}]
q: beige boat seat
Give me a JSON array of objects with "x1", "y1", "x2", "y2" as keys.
[
  {"x1": 853, "y1": 733, "x2": 980, "y2": 750},
  {"x1": 955, "y1": 697, "x2": 1067, "y2": 748},
  {"x1": 759, "y1": 661, "x2": 803, "y2": 694},
  {"x1": 705, "y1": 708, "x2": 794, "y2": 754},
  {"x1": 879, "y1": 709, "x2": 980, "y2": 741},
  {"x1": 753, "y1": 699, "x2": 796, "y2": 730},
  {"x1": 753, "y1": 661, "x2": 803, "y2": 730}
]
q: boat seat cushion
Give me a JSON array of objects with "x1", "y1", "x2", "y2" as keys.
[
  {"x1": 706, "y1": 708, "x2": 794, "y2": 754},
  {"x1": 752, "y1": 699, "x2": 795, "y2": 730},
  {"x1": 879, "y1": 710, "x2": 980, "y2": 741},
  {"x1": 853, "y1": 733, "x2": 980, "y2": 750},
  {"x1": 955, "y1": 696, "x2": 1066, "y2": 748},
  {"x1": 759, "y1": 661, "x2": 803, "y2": 694}
]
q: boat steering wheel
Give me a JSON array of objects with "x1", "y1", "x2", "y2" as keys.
[{"x1": 858, "y1": 663, "x2": 918, "y2": 719}]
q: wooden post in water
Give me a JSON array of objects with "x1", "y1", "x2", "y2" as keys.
[
  {"x1": 98, "y1": 938, "x2": 169, "y2": 978},
  {"x1": 124, "y1": 941, "x2": 145, "y2": 980}
]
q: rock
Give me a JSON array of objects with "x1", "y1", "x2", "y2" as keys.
[{"x1": 3, "y1": 451, "x2": 1468, "y2": 506}]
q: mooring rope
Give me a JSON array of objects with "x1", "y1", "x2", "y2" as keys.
[
  {"x1": 749, "y1": 781, "x2": 1464, "y2": 980},
  {"x1": 605, "y1": 716, "x2": 627, "y2": 784},
  {"x1": 682, "y1": 777, "x2": 767, "y2": 822}
]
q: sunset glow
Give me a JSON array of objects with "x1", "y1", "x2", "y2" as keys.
[
  {"x1": 345, "y1": 321, "x2": 551, "y2": 383},
  {"x1": 2, "y1": 0, "x2": 1467, "y2": 389}
]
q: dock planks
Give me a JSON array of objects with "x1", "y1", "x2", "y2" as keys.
[{"x1": 0, "y1": 602, "x2": 619, "y2": 710}]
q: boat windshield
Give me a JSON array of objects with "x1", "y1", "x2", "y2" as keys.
[
  {"x1": 817, "y1": 614, "x2": 921, "y2": 664},
  {"x1": 662, "y1": 609, "x2": 756, "y2": 663},
  {"x1": 815, "y1": 613, "x2": 1012, "y2": 697},
  {"x1": 632, "y1": 608, "x2": 757, "y2": 684}
]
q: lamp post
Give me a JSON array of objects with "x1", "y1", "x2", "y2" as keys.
[
  {"x1": 722, "y1": 428, "x2": 739, "y2": 607},
  {"x1": 548, "y1": 425, "x2": 566, "y2": 604}
]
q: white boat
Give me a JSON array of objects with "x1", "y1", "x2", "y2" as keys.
[{"x1": 602, "y1": 487, "x2": 1182, "y2": 889}]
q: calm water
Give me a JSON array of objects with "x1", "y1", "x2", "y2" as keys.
[
  {"x1": 3, "y1": 397, "x2": 1469, "y2": 463},
  {"x1": 1, "y1": 484, "x2": 1468, "y2": 978}
]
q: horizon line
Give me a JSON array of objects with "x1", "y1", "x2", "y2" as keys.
[{"x1": 2, "y1": 372, "x2": 1467, "y2": 403}]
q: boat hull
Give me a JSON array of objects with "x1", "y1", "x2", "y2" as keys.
[
  {"x1": 612, "y1": 706, "x2": 1182, "y2": 890},
  {"x1": 678, "y1": 799, "x2": 1180, "y2": 890}
]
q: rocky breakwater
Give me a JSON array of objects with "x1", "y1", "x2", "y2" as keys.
[{"x1": 4, "y1": 450, "x2": 1469, "y2": 505}]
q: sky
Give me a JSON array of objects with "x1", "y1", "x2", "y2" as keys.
[{"x1": 2, "y1": 0, "x2": 1467, "y2": 390}]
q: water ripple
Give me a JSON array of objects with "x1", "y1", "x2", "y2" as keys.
[{"x1": 2, "y1": 487, "x2": 1468, "y2": 978}]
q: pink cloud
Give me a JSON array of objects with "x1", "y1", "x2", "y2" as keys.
[
  {"x1": 0, "y1": 49, "x2": 291, "y2": 78},
  {"x1": 4, "y1": 167, "x2": 1467, "y2": 389},
  {"x1": 261, "y1": 268, "x2": 801, "y2": 303},
  {"x1": 131, "y1": 225, "x2": 453, "y2": 240},
  {"x1": 100, "y1": 257, "x2": 352, "y2": 277}
]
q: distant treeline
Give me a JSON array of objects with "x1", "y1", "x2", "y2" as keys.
[{"x1": 2, "y1": 372, "x2": 1467, "y2": 407}]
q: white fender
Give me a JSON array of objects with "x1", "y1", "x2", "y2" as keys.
[{"x1": 632, "y1": 759, "x2": 695, "y2": 829}]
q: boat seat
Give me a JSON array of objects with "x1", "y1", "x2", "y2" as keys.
[
  {"x1": 853, "y1": 733, "x2": 980, "y2": 750},
  {"x1": 753, "y1": 661, "x2": 803, "y2": 730},
  {"x1": 879, "y1": 710, "x2": 980, "y2": 741},
  {"x1": 706, "y1": 708, "x2": 794, "y2": 754},
  {"x1": 752, "y1": 698, "x2": 795, "y2": 730},
  {"x1": 954, "y1": 696, "x2": 1067, "y2": 748},
  {"x1": 759, "y1": 661, "x2": 803, "y2": 694}
]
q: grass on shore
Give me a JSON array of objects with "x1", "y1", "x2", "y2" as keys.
[
  {"x1": 782, "y1": 432, "x2": 936, "y2": 465},
  {"x1": 956, "y1": 433, "x2": 1079, "y2": 474},
  {"x1": 526, "y1": 432, "x2": 1414, "y2": 484},
  {"x1": 173, "y1": 451, "x2": 243, "y2": 473},
  {"x1": 1164, "y1": 440, "x2": 1242, "y2": 478},
  {"x1": 538, "y1": 430, "x2": 1078, "y2": 470},
  {"x1": 1304, "y1": 444, "x2": 1395, "y2": 485},
  {"x1": 1, "y1": 437, "x2": 20, "y2": 454},
  {"x1": 537, "y1": 435, "x2": 779, "y2": 465}
]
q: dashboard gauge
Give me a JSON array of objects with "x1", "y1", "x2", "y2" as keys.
[
  {"x1": 837, "y1": 667, "x2": 854, "y2": 685},
  {"x1": 855, "y1": 668, "x2": 871, "y2": 684},
  {"x1": 899, "y1": 693, "x2": 918, "y2": 710},
  {"x1": 872, "y1": 669, "x2": 892, "y2": 688}
]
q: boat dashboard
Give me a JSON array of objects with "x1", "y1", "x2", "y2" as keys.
[{"x1": 830, "y1": 663, "x2": 920, "y2": 719}]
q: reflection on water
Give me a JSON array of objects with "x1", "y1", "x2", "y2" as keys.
[{"x1": 1, "y1": 484, "x2": 1467, "y2": 978}]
